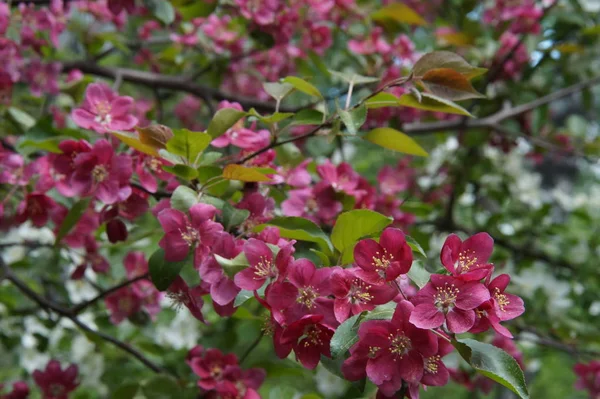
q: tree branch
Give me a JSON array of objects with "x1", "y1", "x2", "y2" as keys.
[
  {"x1": 60, "y1": 61, "x2": 294, "y2": 113},
  {"x1": 1, "y1": 259, "x2": 167, "y2": 374},
  {"x1": 71, "y1": 273, "x2": 149, "y2": 314}
]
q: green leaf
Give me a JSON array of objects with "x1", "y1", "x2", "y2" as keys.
[
  {"x1": 406, "y1": 235, "x2": 427, "y2": 258},
  {"x1": 19, "y1": 138, "x2": 62, "y2": 153},
  {"x1": 365, "y1": 92, "x2": 405, "y2": 109},
  {"x1": 7, "y1": 107, "x2": 36, "y2": 132},
  {"x1": 398, "y1": 93, "x2": 473, "y2": 117},
  {"x1": 162, "y1": 164, "x2": 199, "y2": 180},
  {"x1": 166, "y1": 129, "x2": 212, "y2": 164},
  {"x1": 292, "y1": 109, "x2": 325, "y2": 125},
  {"x1": 364, "y1": 127, "x2": 428, "y2": 157},
  {"x1": 413, "y1": 51, "x2": 487, "y2": 80},
  {"x1": 310, "y1": 249, "x2": 331, "y2": 267},
  {"x1": 207, "y1": 108, "x2": 247, "y2": 139},
  {"x1": 215, "y1": 252, "x2": 249, "y2": 278},
  {"x1": 371, "y1": 3, "x2": 427, "y2": 26},
  {"x1": 328, "y1": 70, "x2": 380, "y2": 85},
  {"x1": 142, "y1": 375, "x2": 181, "y2": 399},
  {"x1": 247, "y1": 108, "x2": 294, "y2": 125},
  {"x1": 221, "y1": 202, "x2": 250, "y2": 231},
  {"x1": 55, "y1": 199, "x2": 91, "y2": 245},
  {"x1": 144, "y1": 0, "x2": 175, "y2": 25},
  {"x1": 282, "y1": 76, "x2": 323, "y2": 99},
  {"x1": 331, "y1": 210, "x2": 393, "y2": 262},
  {"x1": 419, "y1": 68, "x2": 485, "y2": 101},
  {"x1": 406, "y1": 260, "x2": 431, "y2": 289},
  {"x1": 111, "y1": 382, "x2": 139, "y2": 399},
  {"x1": 339, "y1": 104, "x2": 367, "y2": 135},
  {"x1": 453, "y1": 339, "x2": 529, "y2": 399},
  {"x1": 170, "y1": 186, "x2": 199, "y2": 212},
  {"x1": 234, "y1": 282, "x2": 267, "y2": 307},
  {"x1": 263, "y1": 82, "x2": 295, "y2": 101},
  {"x1": 148, "y1": 249, "x2": 191, "y2": 291},
  {"x1": 330, "y1": 313, "x2": 362, "y2": 358},
  {"x1": 256, "y1": 217, "x2": 334, "y2": 254},
  {"x1": 112, "y1": 131, "x2": 160, "y2": 157}
]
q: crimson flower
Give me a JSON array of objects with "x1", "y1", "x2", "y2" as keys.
[
  {"x1": 342, "y1": 301, "x2": 438, "y2": 396},
  {"x1": 158, "y1": 203, "x2": 223, "y2": 262},
  {"x1": 32, "y1": 360, "x2": 79, "y2": 399},
  {"x1": 104, "y1": 287, "x2": 142, "y2": 325},
  {"x1": 71, "y1": 83, "x2": 138, "y2": 133},
  {"x1": 234, "y1": 238, "x2": 294, "y2": 291},
  {"x1": 354, "y1": 227, "x2": 413, "y2": 285},
  {"x1": 70, "y1": 139, "x2": 133, "y2": 204},
  {"x1": 210, "y1": 366, "x2": 265, "y2": 399},
  {"x1": 280, "y1": 314, "x2": 334, "y2": 369},
  {"x1": 15, "y1": 193, "x2": 56, "y2": 227},
  {"x1": 470, "y1": 274, "x2": 525, "y2": 338},
  {"x1": 574, "y1": 360, "x2": 600, "y2": 398},
  {"x1": 166, "y1": 276, "x2": 207, "y2": 322},
  {"x1": 330, "y1": 267, "x2": 397, "y2": 323},
  {"x1": 440, "y1": 233, "x2": 494, "y2": 281},
  {"x1": 189, "y1": 348, "x2": 239, "y2": 390},
  {"x1": 0, "y1": 381, "x2": 29, "y2": 399},
  {"x1": 266, "y1": 259, "x2": 335, "y2": 326},
  {"x1": 409, "y1": 275, "x2": 490, "y2": 333}
]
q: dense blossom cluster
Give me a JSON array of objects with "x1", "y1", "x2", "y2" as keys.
[{"x1": 1, "y1": 0, "x2": 594, "y2": 398}]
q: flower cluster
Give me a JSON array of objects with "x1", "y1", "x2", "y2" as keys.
[
  {"x1": 32, "y1": 360, "x2": 79, "y2": 399},
  {"x1": 574, "y1": 361, "x2": 600, "y2": 399},
  {"x1": 187, "y1": 346, "x2": 265, "y2": 398}
]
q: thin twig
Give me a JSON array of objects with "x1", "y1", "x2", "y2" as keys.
[
  {"x1": 240, "y1": 332, "x2": 264, "y2": 364},
  {"x1": 72, "y1": 273, "x2": 149, "y2": 314}
]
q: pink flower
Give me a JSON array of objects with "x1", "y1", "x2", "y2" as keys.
[
  {"x1": 348, "y1": 27, "x2": 391, "y2": 56},
  {"x1": 330, "y1": 267, "x2": 397, "y2": 323},
  {"x1": 71, "y1": 83, "x2": 138, "y2": 133},
  {"x1": 353, "y1": 228, "x2": 413, "y2": 285},
  {"x1": 158, "y1": 203, "x2": 223, "y2": 262},
  {"x1": 440, "y1": 233, "x2": 494, "y2": 281},
  {"x1": 236, "y1": 0, "x2": 281, "y2": 26},
  {"x1": 282, "y1": 187, "x2": 342, "y2": 225},
  {"x1": 574, "y1": 360, "x2": 600, "y2": 398},
  {"x1": 342, "y1": 301, "x2": 438, "y2": 396},
  {"x1": 23, "y1": 60, "x2": 61, "y2": 97},
  {"x1": 409, "y1": 275, "x2": 490, "y2": 333},
  {"x1": 303, "y1": 23, "x2": 333, "y2": 56},
  {"x1": 280, "y1": 314, "x2": 334, "y2": 369},
  {"x1": 188, "y1": 348, "x2": 238, "y2": 390},
  {"x1": 469, "y1": 274, "x2": 524, "y2": 338},
  {"x1": 32, "y1": 360, "x2": 79, "y2": 399},
  {"x1": 266, "y1": 259, "x2": 336, "y2": 327},
  {"x1": 105, "y1": 287, "x2": 142, "y2": 324},
  {"x1": 0, "y1": 3, "x2": 9, "y2": 35},
  {"x1": 134, "y1": 152, "x2": 171, "y2": 194},
  {"x1": 214, "y1": 366, "x2": 266, "y2": 399},
  {"x1": 316, "y1": 161, "x2": 362, "y2": 196},
  {"x1": 235, "y1": 239, "x2": 294, "y2": 291},
  {"x1": 70, "y1": 139, "x2": 133, "y2": 204},
  {"x1": 124, "y1": 251, "x2": 148, "y2": 278},
  {"x1": 421, "y1": 337, "x2": 454, "y2": 387}
]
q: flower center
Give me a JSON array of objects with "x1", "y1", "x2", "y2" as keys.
[
  {"x1": 49, "y1": 384, "x2": 66, "y2": 397},
  {"x1": 167, "y1": 290, "x2": 189, "y2": 311},
  {"x1": 92, "y1": 164, "x2": 109, "y2": 183},
  {"x1": 434, "y1": 283, "x2": 459, "y2": 310},
  {"x1": 457, "y1": 249, "x2": 478, "y2": 273},
  {"x1": 302, "y1": 325, "x2": 322, "y2": 347},
  {"x1": 94, "y1": 101, "x2": 112, "y2": 125},
  {"x1": 349, "y1": 278, "x2": 373, "y2": 304},
  {"x1": 389, "y1": 333, "x2": 412, "y2": 358},
  {"x1": 180, "y1": 225, "x2": 199, "y2": 245},
  {"x1": 211, "y1": 365, "x2": 222, "y2": 378},
  {"x1": 494, "y1": 288, "x2": 510, "y2": 312},
  {"x1": 296, "y1": 286, "x2": 319, "y2": 308},
  {"x1": 148, "y1": 157, "x2": 161, "y2": 172},
  {"x1": 425, "y1": 355, "x2": 441, "y2": 374},
  {"x1": 368, "y1": 346, "x2": 380, "y2": 358},
  {"x1": 118, "y1": 297, "x2": 132, "y2": 313},
  {"x1": 372, "y1": 249, "x2": 393, "y2": 276},
  {"x1": 254, "y1": 256, "x2": 275, "y2": 279}
]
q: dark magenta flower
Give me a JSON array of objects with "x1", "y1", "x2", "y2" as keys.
[
  {"x1": 166, "y1": 276, "x2": 206, "y2": 322},
  {"x1": 188, "y1": 348, "x2": 238, "y2": 390},
  {"x1": 15, "y1": 193, "x2": 57, "y2": 227},
  {"x1": 105, "y1": 287, "x2": 142, "y2": 325},
  {"x1": 409, "y1": 275, "x2": 490, "y2": 333},
  {"x1": 330, "y1": 267, "x2": 397, "y2": 323},
  {"x1": 158, "y1": 203, "x2": 223, "y2": 262},
  {"x1": 32, "y1": 360, "x2": 79, "y2": 399},
  {"x1": 280, "y1": 314, "x2": 334, "y2": 369},
  {"x1": 0, "y1": 381, "x2": 29, "y2": 399},
  {"x1": 266, "y1": 259, "x2": 336, "y2": 327},
  {"x1": 342, "y1": 301, "x2": 438, "y2": 396},
  {"x1": 70, "y1": 139, "x2": 133, "y2": 204},
  {"x1": 574, "y1": 361, "x2": 600, "y2": 398},
  {"x1": 421, "y1": 337, "x2": 454, "y2": 388},
  {"x1": 71, "y1": 83, "x2": 138, "y2": 134},
  {"x1": 440, "y1": 233, "x2": 494, "y2": 281},
  {"x1": 234, "y1": 238, "x2": 294, "y2": 291},
  {"x1": 354, "y1": 227, "x2": 413, "y2": 285}
]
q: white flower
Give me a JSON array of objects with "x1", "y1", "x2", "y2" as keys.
[{"x1": 315, "y1": 364, "x2": 347, "y2": 398}]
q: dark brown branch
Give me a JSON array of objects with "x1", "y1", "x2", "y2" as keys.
[
  {"x1": 1, "y1": 259, "x2": 166, "y2": 374},
  {"x1": 71, "y1": 273, "x2": 149, "y2": 314},
  {"x1": 60, "y1": 61, "x2": 293, "y2": 114}
]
